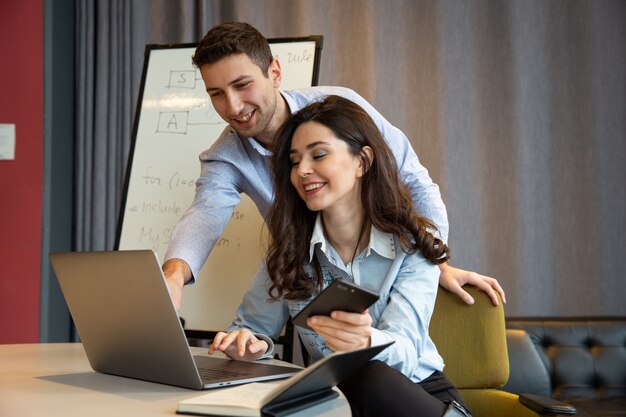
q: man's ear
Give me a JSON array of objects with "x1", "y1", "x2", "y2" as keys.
[
  {"x1": 358, "y1": 146, "x2": 375, "y2": 177},
  {"x1": 268, "y1": 58, "x2": 282, "y2": 88}
]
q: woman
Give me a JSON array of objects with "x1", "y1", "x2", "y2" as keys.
[{"x1": 210, "y1": 95, "x2": 470, "y2": 417}]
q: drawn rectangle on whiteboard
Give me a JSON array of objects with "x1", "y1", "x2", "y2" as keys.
[
  {"x1": 156, "y1": 111, "x2": 189, "y2": 134},
  {"x1": 116, "y1": 37, "x2": 323, "y2": 332},
  {"x1": 167, "y1": 70, "x2": 197, "y2": 89}
]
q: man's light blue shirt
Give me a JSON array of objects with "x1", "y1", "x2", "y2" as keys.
[
  {"x1": 164, "y1": 86, "x2": 448, "y2": 281},
  {"x1": 229, "y1": 215, "x2": 445, "y2": 383}
]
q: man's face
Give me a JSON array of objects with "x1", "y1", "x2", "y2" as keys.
[{"x1": 200, "y1": 54, "x2": 282, "y2": 143}]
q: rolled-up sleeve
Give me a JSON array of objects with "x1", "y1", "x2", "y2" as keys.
[
  {"x1": 227, "y1": 261, "x2": 290, "y2": 358},
  {"x1": 164, "y1": 158, "x2": 242, "y2": 281}
]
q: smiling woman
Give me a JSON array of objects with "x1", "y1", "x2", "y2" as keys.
[
  {"x1": 212, "y1": 95, "x2": 467, "y2": 416},
  {"x1": 268, "y1": 95, "x2": 449, "y2": 301}
]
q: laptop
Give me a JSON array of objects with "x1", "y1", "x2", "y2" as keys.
[{"x1": 48, "y1": 250, "x2": 299, "y2": 390}]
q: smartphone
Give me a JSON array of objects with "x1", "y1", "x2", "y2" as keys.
[
  {"x1": 518, "y1": 393, "x2": 577, "y2": 415},
  {"x1": 292, "y1": 279, "x2": 379, "y2": 331}
]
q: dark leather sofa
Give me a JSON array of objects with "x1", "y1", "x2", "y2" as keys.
[{"x1": 503, "y1": 318, "x2": 626, "y2": 417}]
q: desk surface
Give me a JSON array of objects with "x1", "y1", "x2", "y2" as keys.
[{"x1": 0, "y1": 343, "x2": 351, "y2": 417}]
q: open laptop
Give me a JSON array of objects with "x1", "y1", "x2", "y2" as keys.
[{"x1": 49, "y1": 250, "x2": 299, "y2": 390}]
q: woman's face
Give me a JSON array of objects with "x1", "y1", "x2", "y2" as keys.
[{"x1": 289, "y1": 121, "x2": 365, "y2": 214}]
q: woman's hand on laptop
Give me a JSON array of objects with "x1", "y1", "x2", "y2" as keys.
[{"x1": 209, "y1": 329, "x2": 268, "y2": 362}]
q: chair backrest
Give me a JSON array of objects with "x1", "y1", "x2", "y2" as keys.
[{"x1": 429, "y1": 286, "x2": 509, "y2": 389}]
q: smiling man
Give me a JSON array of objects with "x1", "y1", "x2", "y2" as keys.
[
  {"x1": 202, "y1": 53, "x2": 286, "y2": 145},
  {"x1": 162, "y1": 22, "x2": 505, "y2": 312}
]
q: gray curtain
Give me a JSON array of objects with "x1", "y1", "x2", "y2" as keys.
[
  {"x1": 75, "y1": 0, "x2": 626, "y2": 316},
  {"x1": 75, "y1": 0, "x2": 212, "y2": 250}
]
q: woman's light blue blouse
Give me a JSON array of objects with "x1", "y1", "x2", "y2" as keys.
[{"x1": 229, "y1": 216, "x2": 444, "y2": 383}]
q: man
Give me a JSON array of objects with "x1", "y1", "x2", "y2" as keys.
[{"x1": 163, "y1": 22, "x2": 505, "y2": 311}]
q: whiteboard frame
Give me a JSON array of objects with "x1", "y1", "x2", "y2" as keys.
[{"x1": 113, "y1": 38, "x2": 322, "y2": 345}]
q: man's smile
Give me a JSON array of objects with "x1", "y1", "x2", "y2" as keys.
[{"x1": 234, "y1": 110, "x2": 254, "y2": 123}]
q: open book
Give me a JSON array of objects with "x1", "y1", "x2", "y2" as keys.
[{"x1": 177, "y1": 342, "x2": 392, "y2": 417}]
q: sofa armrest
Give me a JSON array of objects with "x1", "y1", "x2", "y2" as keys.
[
  {"x1": 503, "y1": 329, "x2": 551, "y2": 396},
  {"x1": 519, "y1": 393, "x2": 577, "y2": 415}
]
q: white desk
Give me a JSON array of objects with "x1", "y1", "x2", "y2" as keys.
[{"x1": 0, "y1": 343, "x2": 351, "y2": 417}]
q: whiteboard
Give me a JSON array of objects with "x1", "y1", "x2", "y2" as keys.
[{"x1": 116, "y1": 38, "x2": 323, "y2": 331}]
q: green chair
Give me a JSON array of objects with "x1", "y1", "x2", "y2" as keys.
[{"x1": 429, "y1": 287, "x2": 540, "y2": 417}]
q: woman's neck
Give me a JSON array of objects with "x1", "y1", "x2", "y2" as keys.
[{"x1": 322, "y1": 206, "x2": 370, "y2": 266}]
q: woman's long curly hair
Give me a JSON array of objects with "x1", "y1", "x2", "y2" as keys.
[{"x1": 266, "y1": 95, "x2": 449, "y2": 300}]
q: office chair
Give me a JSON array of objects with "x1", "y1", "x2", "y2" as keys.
[{"x1": 429, "y1": 286, "x2": 540, "y2": 417}]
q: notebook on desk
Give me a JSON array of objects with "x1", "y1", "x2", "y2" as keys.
[{"x1": 48, "y1": 249, "x2": 299, "y2": 390}]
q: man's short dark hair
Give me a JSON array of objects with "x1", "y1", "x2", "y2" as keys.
[{"x1": 192, "y1": 22, "x2": 274, "y2": 77}]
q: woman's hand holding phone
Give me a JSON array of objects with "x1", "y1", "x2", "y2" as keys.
[
  {"x1": 293, "y1": 279, "x2": 379, "y2": 352},
  {"x1": 307, "y1": 309, "x2": 373, "y2": 352}
]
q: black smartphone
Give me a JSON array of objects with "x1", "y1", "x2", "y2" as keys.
[
  {"x1": 518, "y1": 393, "x2": 577, "y2": 415},
  {"x1": 292, "y1": 279, "x2": 379, "y2": 331}
]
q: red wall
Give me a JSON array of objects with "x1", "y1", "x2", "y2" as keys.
[{"x1": 0, "y1": 1, "x2": 43, "y2": 343}]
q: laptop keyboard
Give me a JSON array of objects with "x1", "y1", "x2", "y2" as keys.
[{"x1": 198, "y1": 367, "x2": 252, "y2": 381}]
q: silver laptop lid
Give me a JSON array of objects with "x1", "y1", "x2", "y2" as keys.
[
  {"x1": 50, "y1": 250, "x2": 206, "y2": 389},
  {"x1": 49, "y1": 250, "x2": 298, "y2": 390}
]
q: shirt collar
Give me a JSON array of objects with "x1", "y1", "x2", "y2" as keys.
[
  {"x1": 308, "y1": 214, "x2": 397, "y2": 262},
  {"x1": 309, "y1": 214, "x2": 328, "y2": 262},
  {"x1": 247, "y1": 136, "x2": 272, "y2": 156},
  {"x1": 368, "y1": 224, "x2": 397, "y2": 259},
  {"x1": 281, "y1": 89, "x2": 300, "y2": 113}
]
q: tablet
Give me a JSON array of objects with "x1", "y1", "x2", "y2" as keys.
[{"x1": 293, "y1": 279, "x2": 379, "y2": 331}]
